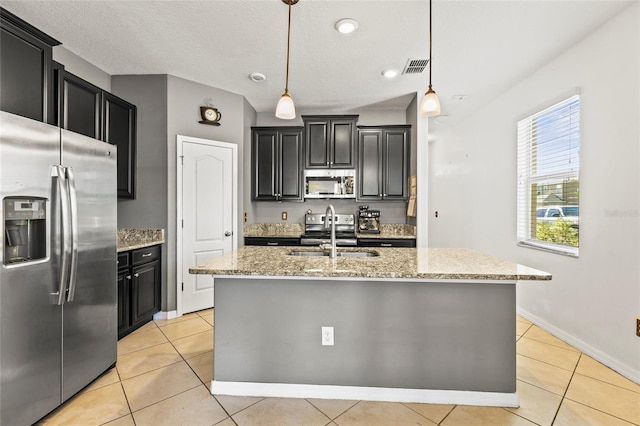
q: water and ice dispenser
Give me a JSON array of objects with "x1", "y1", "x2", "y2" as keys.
[{"x1": 3, "y1": 197, "x2": 47, "y2": 265}]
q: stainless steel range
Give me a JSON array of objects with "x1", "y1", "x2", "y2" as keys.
[{"x1": 300, "y1": 212, "x2": 357, "y2": 246}]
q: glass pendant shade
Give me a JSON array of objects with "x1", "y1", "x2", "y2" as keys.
[
  {"x1": 275, "y1": 92, "x2": 296, "y2": 119},
  {"x1": 420, "y1": 87, "x2": 441, "y2": 117}
]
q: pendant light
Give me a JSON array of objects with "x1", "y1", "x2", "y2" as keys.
[
  {"x1": 275, "y1": 0, "x2": 298, "y2": 120},
  {"x1": 420, "y1": 0, "x2": 441, "y2": 117}
]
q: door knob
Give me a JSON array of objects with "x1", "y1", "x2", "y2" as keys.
[{"x1": 224, "y1": 231, "x2": 232, "y2": 237}]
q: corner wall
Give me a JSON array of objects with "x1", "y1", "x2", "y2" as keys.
[
  {"x1": 428, "y1": 4, "x2": 639, "y2": 381},
  {"x1": 112, "y1": 75, "x2": 169, "y2": 308}
]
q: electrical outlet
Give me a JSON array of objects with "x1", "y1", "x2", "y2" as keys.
[
  {"x1": 636, "y1": 317, "x2": 640, "y2": 337},
  {"x1": 281, "y1": 211, "x2": 288, "y2": 221},
  {"x1": 322, "y1": 326, "x2": 334, "y2": 346}
]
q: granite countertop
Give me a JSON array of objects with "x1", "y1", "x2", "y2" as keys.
[
  {"x1": 356, "y1": 224, "x2": 416, "y2": 239},
  {"x1": 244, "y1": 223, "x2": 416, "y2": 239},
  {"x1": 244, "y1": 223, "x2": 304, "y2": 238},
  {"x1": 189, "y1": 246, "x2": 551, "y2": 281},
  {"x1": 117, "y1": 229, "x2": 165, "y2": 252}
]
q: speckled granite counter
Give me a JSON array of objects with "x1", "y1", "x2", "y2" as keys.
[
  {"x1": 117, "y1": 229, "x2": 165, "y2": 252},
  {"x1": 356, "y1": 224, "x2": 416, "y2": 239},
  {"x1": 244, "y1": 223, "x2": 304, "y2": 238},
  {"x1": 189, "y1": 246, "x2": 550, "y2": 281},
  {"x1": 244, "y1": 223, "x2": 417, "y2": 240}
]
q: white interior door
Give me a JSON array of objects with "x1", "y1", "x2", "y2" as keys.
[{"x1": 179, "y1": 136, "x2": 236, "y2": 314}]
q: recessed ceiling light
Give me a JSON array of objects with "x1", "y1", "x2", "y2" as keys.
[
  {"x1": 335, "y1": 18, "x2": 359, "y2": 34},
  {"x1": 249, "y1": 72, "x2": 267, "y2": 82},
  {"x1": 381, "y1": 69, "x2": 398, "y2": 79}
]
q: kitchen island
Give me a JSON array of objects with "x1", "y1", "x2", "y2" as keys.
[{"x1": 190, "y1": 247, "x2": 550, "y2": 407}]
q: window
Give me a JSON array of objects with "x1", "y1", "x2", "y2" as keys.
[{"x1": 517, "y1": 95, "x2": 580, "y2": 256}]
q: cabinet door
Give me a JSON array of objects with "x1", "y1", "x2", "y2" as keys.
[
  {"x1": 252, "y1": 129, "x2": 278, "y2": 200},
  {"x1": 383, "y1": 128, "x2": 410, "y2": 200},
  {"x1": 331, "y1": 119, "x2": 356, "y2": 168},
  {"x1": 305, "y1": 120, "x2": 329, "y2": 168},
  {"x1": 357, "y1": 130, "x2": 383, "y2": 200},
  {"x1": 117, "y1": 270, "x2": 131, "y2": 338},
  {"x1": 0, "y1": 17, "x2": 54, "y2": 123},
  {"x1": 131, "y1": 260, "x2": 160, "y2": 327},
  {"x1": 279, "y1": 129, "x2": 303, "y2": 200},
  {"x1": 59, "y1": 71, "x2": 102, "y2": 139},
  {"x1": 103, "y1": 92, "x2": 137, "y2": 199}
]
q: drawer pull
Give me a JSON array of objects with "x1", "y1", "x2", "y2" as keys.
[
  {"x1": 126, "y1": 275, "x2": 131, "y2": 280},
  {"x1": 141, "y1": 253, "x2": 152, "y2": 257},
  {"x1": 267, "y1": 242, "x2": 278, "y2": 246},
  {"x1": 134, "y1": 273, "x2": 139, "y2": 278},
  {"x1": 381, "y1": 243, "x2": 392, "y2": 247}
]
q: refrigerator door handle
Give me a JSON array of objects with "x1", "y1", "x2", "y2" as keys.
[
  {"x1": 54, "y1": 165, "x2": 71, "y2": 306},
  {"x1": 66, "y1": 167, "x2": 79, "y2": 302}
]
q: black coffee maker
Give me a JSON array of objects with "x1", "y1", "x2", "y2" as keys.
[{"x1": 357, "y1": 205, "x2": 381, "y2": 234}]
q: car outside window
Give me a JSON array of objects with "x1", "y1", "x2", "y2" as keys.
[{"x1": 517, "y1": 95, "x2": 580, "y2": 256}]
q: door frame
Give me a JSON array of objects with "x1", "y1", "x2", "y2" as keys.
[{"x1": 176, "y1": 135, "x2": 238, "y2": 317}]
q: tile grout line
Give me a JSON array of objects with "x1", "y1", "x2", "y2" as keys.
[{"x1": 549, "y1": 351, "x2": 583, "y2": 425}]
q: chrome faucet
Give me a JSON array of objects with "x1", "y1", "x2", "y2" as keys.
[{"x1": 322, "y1": 204, "x2": 337, "y2": 258}]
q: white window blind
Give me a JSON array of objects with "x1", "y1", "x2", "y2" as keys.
[{"x1": 517, "y1": 95, "x2": 580, "y2": 256}]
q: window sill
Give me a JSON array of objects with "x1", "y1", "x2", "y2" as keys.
[{"x1": 517, "y1": 241, "x2": 579, "y2": 258}]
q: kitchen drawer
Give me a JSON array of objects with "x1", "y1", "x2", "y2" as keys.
[
  {"x1": 131, "y1": 245, "x2": 160, "y2": 265},
  {"x1": 244, "y1": 237, "x2": 300, "y2": 246},
  {"x1": 117, "y1": 252, "x2": 130, "y2": 269},
  {"x1": 357, "y1": 238, "x2": 416, "y2": 248}
]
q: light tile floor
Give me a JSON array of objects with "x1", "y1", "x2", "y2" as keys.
[{"x1": 38, "y1": 310, "x2": 640, "y2": 426}]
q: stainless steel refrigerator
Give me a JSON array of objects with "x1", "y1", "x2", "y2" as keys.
[{"x1": 0, "y1": 111, "x2": 117, "y2": 425}]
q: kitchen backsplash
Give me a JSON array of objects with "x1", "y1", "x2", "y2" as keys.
[{"x1": 250, "y1": 199, "x2": 410, "y2": 225}]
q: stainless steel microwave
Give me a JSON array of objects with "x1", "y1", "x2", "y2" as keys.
[{"x1": 304, "y1": 169, "x2": 356, "y2": 199}]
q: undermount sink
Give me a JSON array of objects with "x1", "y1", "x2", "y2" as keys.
[{"x1": 289, "y1": 250, "x2": 379, "y2": 258}]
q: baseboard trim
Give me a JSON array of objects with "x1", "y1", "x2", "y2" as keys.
[
  {"x1": 153, "y1": 310, "x2": 178, "y2": 321},
  {"x1": 517, "y1": 307, "x2": 640, "y2": 384},
  {"x1": 210, "y1": 381, "x2": 519, "y2": 407}
]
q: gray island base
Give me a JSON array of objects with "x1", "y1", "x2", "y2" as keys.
[{"x1": 189, "y1": 247, "x2": 551, "y2": 407}]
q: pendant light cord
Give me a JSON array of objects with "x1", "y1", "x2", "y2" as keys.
[
  {"x1": 428, "y1": 0, "x2": 433, "y2": 90},
  {"x1": 284, "y1": 1, "x2": 292, "y2": 93}
]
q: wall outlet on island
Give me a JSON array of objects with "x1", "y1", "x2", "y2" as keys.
[
  {"x1": 322, "y1": 326, "x2": 334, "y2": 346},
  {"x1": 281, "y1": 211, "x2": 288, "y2": 221},
  {"x1": 636, "y1": 317, "x2": 640, "y2": 337}
]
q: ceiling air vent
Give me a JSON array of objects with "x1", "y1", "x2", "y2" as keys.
[{"x1": 402, "y1": 58, "x2": 429, "y2": 74}]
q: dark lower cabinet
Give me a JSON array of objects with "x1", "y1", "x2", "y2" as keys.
[
  {"x1": 0, "y1": 8, "x2": 60, "y2": 123},
  {"x1": 357, "y1": 125, "x2": 410, "y2": 201},
  {"x1": 244, "y1": 237, "x2": 300, "y2": 246},
  {"x1": 357, "y1": 238, "x2": 416, "y2": 248},
  {"x1": 118, "y1": 245, "x2": 161, "y2": 339}
]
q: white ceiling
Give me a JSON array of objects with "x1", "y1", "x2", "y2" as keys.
[{"x1": 2, "y1": 0, "x2": 633, "y2": 128}]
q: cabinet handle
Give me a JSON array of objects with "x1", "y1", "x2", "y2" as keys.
[
  {"x1": 126, "y1": 275, "x2": 131, "y2": 280},
  {"x1": 381, "y1": 243, "x2": 392, "y2": 247},
  {"x1": 134, "y1": 273, "x2": 139, "y2": 278},
  {"x1": 267, "y1": 242, "x2": 278, "y2": 246},
  {"x1": 383, "y1": 194, "x2": 387, "y2": 197},
  {"x1": 224, "y1": 231, "x2": 232, "y2": 237},
  {"x1": 379, "y1": 194, "x2": 382, "y2": 197},
  {"x1": 141, "y1": 253, "x2": 152, "y2": 257}
]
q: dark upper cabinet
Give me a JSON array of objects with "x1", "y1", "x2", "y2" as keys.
[
  {"x1": 57, "y1": 70, "x2": 102, "y2": 139},
  {"x1": 303, "y1": 115, "x2": 358, "y2": 169},
  {"x1": 357, "y1": 125, "x2": 410, "y2": 201},
  {"x1": 0, "y1": 8, "x2": 60, "y2": 124},
  {"x1": 252, "y1": 127, "x2": 304, "y2": 201},
  {"x1": 103, "y1": 92, "x2": 137, "y2": 199}
]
